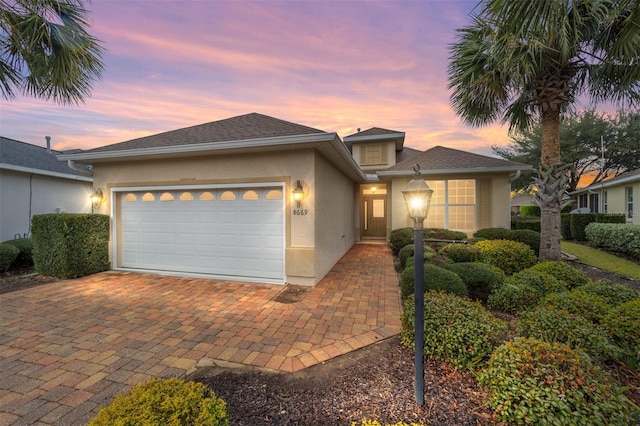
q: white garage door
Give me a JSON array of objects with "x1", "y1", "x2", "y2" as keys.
[{"x1": 116, "y1": 184, "x2": 284, "y2": 282}]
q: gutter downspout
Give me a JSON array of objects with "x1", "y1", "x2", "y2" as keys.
[{"x1": 67, "y1": 160, "x2": 93, "y2": 176}]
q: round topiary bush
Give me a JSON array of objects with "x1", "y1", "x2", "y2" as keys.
[
  {"x1": 389, "y1": 227, "x2": 413, "y2": 255},
  {"x1": 400, "y1": 264, "x2": 468, "y2": 301},
  {"x1": 439, "y1": 243, "x2": 480, "y2": 263},
  {"x1": 528, "y1": 261, "x2": 591, "y2": 288},
  {"x1": 475, "y1": 239, "x2": 537, "y2": 275},
  {"x1": 0, "y1": 243, "x2": 20, "y2": 271},
  {"x1": 398, "y1": 244, "x2": 436, "y2": 268},
  {"x1": 576, "y1": 280, "x2": 640, "y2": 306},
  {"x1": 2, "y1": 238, "x2": 33, "y2": 267},
  {"x1": 87, "y1": 378, "x2": 228, "y2": 426},
  {"x1": 539, "y1": 290, "x2": 610, "y2": 324},
  {"x1": 509, "y1": 229, "x2": 541, "y2": 256},
  {"x1": 487, "y1": 269, "x2": 568, "y2": 314},
  {"x1": 478, "y1": 338, "x2": 638, "y2": 425},
  {"x1": 602, "y1": 299, "x2": 640, "y2": 369},
  {"x1": 443, "y1": 262, "x2": 504, "y2": 302},
  {"x1": 473, "y1": 227, "x2": 511, "y2": 240},
  {"x1": 517, "y1": 306, "x2": 618, "y2": 361},
  {"x1": 401, "y1": 291, "x2": 507, "y2": 370}
]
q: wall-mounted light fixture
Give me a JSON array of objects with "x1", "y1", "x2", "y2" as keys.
[
  {"x1": 292, "y1": 180, "x2": 304, "y2": 208},
  {"x1": 371, "y1": 185, "x2": 377, "y2": 194},
  {"x1": 90, "y1": 188, "x2": 104, "y2": 209}
]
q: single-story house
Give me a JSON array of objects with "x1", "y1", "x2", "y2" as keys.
[
  {"x1": 0, "y1": 136, "x2": 93, "y2": 241},
  {"x1": 570, "y1": 168, "x2": 639, "y2": 224},
  {"x1": 58, "y1": 113, "x2": 530, "y2": 285},
  {"x1": 510, "y1": 194, "x2": 536, "y2": 215}
]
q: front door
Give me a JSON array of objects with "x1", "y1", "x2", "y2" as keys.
[{"x1": 362, "y1": 195, "x2": 386, "y2": 238}]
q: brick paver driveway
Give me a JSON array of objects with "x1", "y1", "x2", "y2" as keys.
[{"x1": 0, "y1": 243, "x2": 401, "y2": 425}]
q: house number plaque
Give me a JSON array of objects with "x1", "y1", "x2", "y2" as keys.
[{"x1": 293, "y1": 209, "x2": 309, "y2": 216}]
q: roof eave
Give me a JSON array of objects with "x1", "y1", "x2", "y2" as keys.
[
  {"x1": 343, "y1": 132, "x2": 405, "y2": 150},
  {"x1": 377, "y1": 164, "x2": 532, "y2": 178},
  {"x1": 0, "y1": 163, "x2": 93, "y2": 182},
  {"x1": 570, "y1": 174, "x2": 640, "y2": 194}
]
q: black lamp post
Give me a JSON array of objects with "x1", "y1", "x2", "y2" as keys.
[{"x1": 401, "y1": 165, "x2": 433, "y2": 405}]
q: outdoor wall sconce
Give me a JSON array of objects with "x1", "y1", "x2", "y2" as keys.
[
  {"x1": 292, "y1": 180, "x2": 304, "y2": 208},
  {"x1": 90, "y1": 188, "x2": 104, "y2": 209},
  {"x1": 401, "y1": 164, "x2": 433, "y2": 406}
]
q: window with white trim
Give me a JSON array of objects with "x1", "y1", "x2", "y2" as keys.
[
  {"x1": 626, "y1": 187, "x2": 633, "y2": 219},
  {"x1": 423, "y1": 179, "x2": 476, "y2": 233},
  {"x1": 603, "y1": 191, "x2": 608, "y2": 213}
]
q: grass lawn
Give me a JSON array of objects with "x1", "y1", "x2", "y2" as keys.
[{"x1": 561, "y1": 241, "x2": 640, "y2": 281}]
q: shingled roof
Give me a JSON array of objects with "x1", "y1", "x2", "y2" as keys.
[
  {"x1": 380, "y1": 146, "x2": 529, "y2": 174},
  {"x1": 84, "y1": 113, "x2": 327, "y2": 154},
  {"x1": 0, "y1": 137, "x2": 91, "y2": 179}
]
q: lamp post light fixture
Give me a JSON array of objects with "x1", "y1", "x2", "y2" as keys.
[{"x1": 401, "y1": 165, "x2": 433, "y2": 405}]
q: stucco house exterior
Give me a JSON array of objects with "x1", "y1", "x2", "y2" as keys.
[
  {"x1": 58, "y1": 113, "x2": 530, "y2": 285},
  {"x1": 571, "y1": 168, "x2": 639, "y2": 224},
  {"x1": 0, "y1": 136, "x2": 93, "y2": 242}
]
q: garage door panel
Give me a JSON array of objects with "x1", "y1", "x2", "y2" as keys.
[{"x1": 118, "y1": 185, "x2": 284, "y2": 281}]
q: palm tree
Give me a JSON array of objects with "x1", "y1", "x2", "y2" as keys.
[
  {"x1": 1, "y1": 0, "x2": 104, "y2": 105},
  {"x1": 448, "y1": 0, "x2": 639, "y2": 261}
]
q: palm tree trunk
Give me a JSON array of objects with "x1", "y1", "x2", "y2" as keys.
[{"x1": 537, "y1": 107, "x2": 564, "y2": 261}]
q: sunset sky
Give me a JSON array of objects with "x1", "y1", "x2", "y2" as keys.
[{"x1": 0, "y1": 0, "x2": 605, "y2": 156}]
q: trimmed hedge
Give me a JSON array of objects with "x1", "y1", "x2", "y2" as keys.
[
  {"x1": 528, "y1": 261, "x2": 591, "y2": 288},
  {"x1": 475, "y1": 239, "x2": 537, "y2": 275},
  {"x1": 519, "y1": 205, "x2": 541, "y2": 216},
  {"x1": 444, "y1": 262, "x2": 504, "y2": 302},
  {"x1": 569, "y1": 213, "x2": 626, "y2": 241},
  {"x1": 439, "y1": 243, "x2": 479, "y2": 263},
  {"x1": 0, "y1": 243, "x2": 20, "y2": 271},
  {"x1": 514, "y1": 219, "x2": 540, "y2": 232},
  {"x1": 585, "y1": 223, "x2": 640, "y2": 259},
  {"x1": 398, "y1": 244, "x2": 436, "y2": 268},
  {"x1": 32, "y1": 214, "x2": 110, "y2": 279},
  {"x1": 390, "y1": 227, "x2": 467, "y2": 255},
  {"x1": 487, "y1": 269, "x2": 568, "y2": 314},
  {"x1": 473, "y1": 227, "x2": 540, "y2": 256},
  {"x1": 2, "y1": 238, "x2": 33, "y2": 267},
  {"x1": 603, "y1": 299, "x2": 640, "y2": 368},
  {"x1": 577, "y1": 280, "x2": 640, "y2": 306},
  {"x1": 88, "y1": 378, "x2": 228, "y2": 425},
  {"x1": 401, "y1": 291, "x2": 506, "y2": 370},
  {"x1": 400, "y1": 264, "x2": 467, "y2": 301},
  {"x1": 561, "y1": 213, "x2": 572, "y2": 240}
]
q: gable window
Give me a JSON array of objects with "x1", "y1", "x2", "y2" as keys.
[
  {"x1": 360, "y1": 144, "x2": 388, "y2": 166},
  {"x1": 626, "y1": 187, "x2": 633, "y2": 219},
  {"x1": 423, "y1": 179, "x2": 476, "y2": 233}
]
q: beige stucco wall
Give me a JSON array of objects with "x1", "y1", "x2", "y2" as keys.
[
  {"x1": 602, "y1": 181, "x2": 639, "y2": 225},
  {"x1": 388, "y1": 173, "x2": 513, "y2": 236},
  {"x1": 0, "y1": 169, "x2": 92, "y2": 241},
  {"x1": 91, "y1": 149, "x2": 358, "y2": 285},
  {"x1": 314, "y1": 154, "x2": 356, "y2": 281}
]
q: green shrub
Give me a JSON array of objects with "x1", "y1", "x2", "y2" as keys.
[
  {"x1": 585, "y1": 223, "x2": 640, "y2": 259},
  {"x1": 398, "y1": 244, "x2": 436, "y2": 268},
  {"x1": 528, "y1": 261, "x2": 591, "y2": 288},
  {"x1": 594, "y1": 213, "x2": 627, "y2": 224},
  {"x1": 389, "y1": 228, "x2": 413, "y2": 255},
  {"x1": 577, "y1": 280, "x2": 640, "y2": 306},
  {"x1": 475, "y1": 239, "x2": 537, "y2": 275},
  {"x1": 439, "y1": 243, "x2": 479, "y2": 263},
  {"x1": 444, "y1": 262, "x2": 504, "y2": 302},
  {"x1": 2, "y1": 238, "x2": 34, "y2": 267},
  {"x1": 509, "y1": 229, "x2": 540, "y2": 256},
  {"x1": 31, "y1": 214, "x2": 110, "y2": 279},
  {"x1": 0, "y1": 243, "x2": 20, "y2": 271},
  {"x1": 539, "y1": 290, "x2": 610, "y2": 324},
  {"x1": 486, "y1": 270, "x2": 568, "y2": 314},
  {"x1": 87, "y1": 378, "x2": 228, "y2": 426},
  {"x1": 401, "y1": 291, "x2": 506, "y2": 370},
  {"x1": 424, "y1": 228, "x2": 468, "y2": 241},
  {"x1": 603, "y1": 299, "x2": 640, "y2": 368},
  {"x1": 352, "y1": 421, "x2": 424, "y2": 426},
  {"x1": 478, "y1": 338, "x2": 638, "y2": 425},
  {"x1": 570, "y1": 213, "x2": 597, "y2": 242},
  {"x1": 520, "y1": 205, "x2": 541, "y2": 216},
  {"x1": 473, "y1": 227, "x2": 511, "y2": 240},
  {"x1": 517, "y1": 306, "x2": 618, "y2": 361},
  {"x1": 514, "y1": 219, "x2": 541, "y2": 232},
  {"x1": 400, "y1": 264, "x2": 468, "y2": 301},
  {"x1": 561, "y1": 213, "x2": 573, "y2": 240}
]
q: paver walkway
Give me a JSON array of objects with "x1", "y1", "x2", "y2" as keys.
[{"x1": 0, "y1": 243, "x2": 401, "y2": 425}]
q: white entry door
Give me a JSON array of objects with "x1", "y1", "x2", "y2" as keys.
[{"x1": 116, "y1": 185, "x2": 284, "y2": 283}]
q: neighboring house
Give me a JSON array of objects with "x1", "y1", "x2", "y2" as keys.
[
  {"x1": 0, "y1": 136, "x2": 93, "y2": 241},
  {"x1": 510, "y1": 194, "x2": 536, "y2": 215},
  {"x1": 570, "y1": 168, "x2": 640, "y2": 225},
  {"x1": 58, "y1": 113, "x2": 530, "y2": 285}
]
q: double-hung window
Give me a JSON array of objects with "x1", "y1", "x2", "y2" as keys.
[
  {"x1": 626, "y1": 187, "x2": 633, "y2": 219},
  {"x1": 424, "y1": 179, "x2": 476, "y2": 233}
]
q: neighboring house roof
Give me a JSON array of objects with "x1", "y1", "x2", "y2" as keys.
[
  {"x1": 571, "y1": 168, "x2": 640, "y2": 194},
  {"x1": 0, "y1": 136, "x2": 92, "y2": 181},
  {"x1": 379, "y1": 145, "x2": 530, "y2": 177},
  {"x1": 511, "y1": 195, "x2": 536, "y2": 207},
  {"x1": 343, "y1": 127, "x2": 405, "y2": 150},
  {"x1": 83, "y1": 112, "x2": 326, "y2": 154}
]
